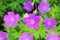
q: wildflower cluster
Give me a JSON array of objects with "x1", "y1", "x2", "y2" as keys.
[{"x1": 0, "y1": 0, "x2": 60, "y2": 40}]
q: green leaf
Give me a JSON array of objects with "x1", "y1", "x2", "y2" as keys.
[
  {"x1": 8, "y1": 27, "x2": 19, "y2": 40},
  {"x1": 17, "y1": 0, "x2": 28, "y2": 3}
]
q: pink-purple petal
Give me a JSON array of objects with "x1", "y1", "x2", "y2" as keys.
[
  {"x1": 3, "y1": 15, "x2": 10, "y2": 23},
  {"x1": 8, "y1": 12, "x2": 14, "y2": 17},
  {"x1": 0, "y1": 32, "x2": 8, "y2": 40},
  {"x1": 19, "y1": 32, "x2": 33, "y2": 40},
  {"x1": 40, "y1": 1, "x2": 49, "y2": 7},
  {"x1": 35, "y1": 16, "x2": 40, "y2": 22},
  {"x1": 46, "y1": 33, "x2": 59, "y2": 40},
  {"x1": 15, "y1": 14, "x2": 20, "y2": 21}
]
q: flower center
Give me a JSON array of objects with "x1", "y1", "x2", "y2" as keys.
[
  {"x1": 30, "y1": 19, "x2": 35, "y2": 24},
  {"x1": 26, "y1": 6, "x2": 29, "y2": 10},
  {"x1": 43, "y1": 7, "x2": 46, "y2": 10},
  {"x1": 25, "y1": 38, "x2": 29, "y2": 40},
  {"x1": 10, "y1": 17, "x2": 15, "y2": 22},
  {"x1": 49, "y1": 37, "x2": 54, "y2": 40},
  {"x1": 47, "y1": 22, "x2": 52, "y2": 26},
  {"x1": 0, "y1": 38, "x2": 3, "y2": 40}
]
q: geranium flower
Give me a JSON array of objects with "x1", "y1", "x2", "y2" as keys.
[
  {"x1": 38, "y1": 1, "x2": 51, "y2": 14},
  {"x1": 46, "y1": 33, "x2": 59, "y2": 40},
  {"x1": 23, "y1": 14, "x2": 40, "y2": 30},
  {"x1": 23, "y1": 1, "x2": 34, "y2": 12},
  {"x1": 0, "y1": 32, "x2": 8, "y2": 40},
  {"x1": 19, "y1": 32, "x2": 33, "y2": 40},
  {"x1": 3, "y1": 12, "x2": 20, "y2": 27},
  {"x1": 44, "y1": 18, "x2": 57, "y2": 30}
]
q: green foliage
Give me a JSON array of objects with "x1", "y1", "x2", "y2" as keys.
[{"x1": 0, "y1": 0, "x2": 28, "y2": 17}]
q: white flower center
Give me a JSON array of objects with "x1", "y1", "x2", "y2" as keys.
[
  {"x1": 10, "y1": 17, "x2": 15, "y2": 22},
  {"x1": 43, "y1": 7, "x2": 46, "y2": 10},
  {"x1": 49, "y1": 37, "x2": 54, "y2": 40},
  {"x1": 47, "y1": 22, "x2": 52, "y2": 26},
  {"x1": 0, "y1": 38, "x2": 3, "y2": 40},
  {"x1": 30, "y1": 19, "x2": 35, "y2": 24},
  {"x1": 25, "y1": 38, "x2": 29, "y2": 40}
]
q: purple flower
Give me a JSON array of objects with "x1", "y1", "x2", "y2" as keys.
[
  {"x1": 23, "y1": 14, "x2": 40, "y2": 30},
  {"x1": 3, "y1": 12, "x2": 20, "y2": 27},
  {"x1": 19, "y1": 32, "x2": 33, "y2": 40},
  {"x1": 38, "y1": 1, "x2": 51, "y2": 14},
  {"x1": 44, "y1": 18, "x2": 57, "y2": 30},
  {"x1": 46, "y1": 33, "x2": 59, "y2": 40},
  {"x1": 23, "y1": 1, "x2": 34, "y2": 12},
  {"x1": 0, "y1": 32, "x2": 8, "y2": 40}
]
